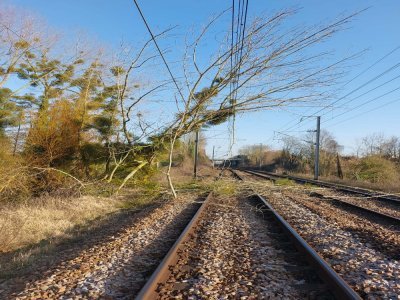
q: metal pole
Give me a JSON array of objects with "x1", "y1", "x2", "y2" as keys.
[
  {"x1": 314, "y1": 116, "x2": 321, "y2": 180},
  {"x1": 259, "y1": 143, "x2": 262, "y2": 170},
  {"x1": 212, "y1": 145, "x2": 215, "y2": 169},
  {"x1": 194, "y1": 131, "x2": 199, "y2": 178}
]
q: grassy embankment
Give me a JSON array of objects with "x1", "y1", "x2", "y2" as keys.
[{"x1": 0, "y1": 159, "x2": 220, "y2": 279}]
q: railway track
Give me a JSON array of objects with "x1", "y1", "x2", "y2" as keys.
[
  {"x1": 136, "y1": 189, "x2": 360, "y2": 299},
  {"x1": 240, "y1": 169, "x2": 400, "y2": 225},
  {"x1": 234, "y1": 169, "x2": 400, "y2": 297},
  {"x1": 242, "y1": 169, "x2": 400, "y2": 204}
]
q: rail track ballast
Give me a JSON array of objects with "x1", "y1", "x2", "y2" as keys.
[{"x1": 136, "y1": 187, "x2": 360, "y2": 299}]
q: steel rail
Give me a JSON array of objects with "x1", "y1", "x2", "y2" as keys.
[
  {"x1": 244, "y1": 169, "x2": 400, "y2": 204},
  {"x1": 241, "y1": 169, "x2": 277, "y2": 182},
  {"x1": 253, "y1": 193, "x2": 361, "y2": 300},
  {"x1": 241, "y1": 169, "x2": 400, "y2": 225},
  {"x1": 135, "y1": 192, "x2": 213, "y2": 300},
  {"x1": 230, "y1": 169, "x2": 361, "y2": 299},
  {"x1": 229, "y1": 168, "x2": 244, "y2": 181},
  {"x1": 328, "y1": 197, "x2": 400, "y2": 225}
]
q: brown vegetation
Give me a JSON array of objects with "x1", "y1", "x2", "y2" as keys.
[
  {"x1": 0, "y1": 195, "x2": 125, "y2": 253},
  {"x1": 242, "y1": 131, "x2": 400, "y2": 192}
]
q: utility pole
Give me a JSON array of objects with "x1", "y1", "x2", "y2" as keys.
[
  {"x1": 259, "y1": 143, "x2": 262, "y2": 170},
  {"x1": 336, "y1": 153, "x2": 343, "y2": 179},
  {"x1": 194, "y1": 131, "x2": 199, "y2": 179},
  {"x1": 314, "y1": 116, "x2": 321, "y2": 180},
  {"x1": 212, "y1": 145, "x2": 215, "y2": 169}
]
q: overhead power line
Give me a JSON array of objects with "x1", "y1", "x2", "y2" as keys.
[
  {"x1": 323, "y1": 85, "x2": 400, "y2": 125},
  {"x1": 227, "y1": 0, "x2": 249, "y2": 157},
  {"x1": 317, "y1": 62, "x2": 400, "y2": 116},
  {"x1": 230, "y1": 0, "x2": 249, "y2": 106},
  {"x1": 322, "y1": 73, "x2": 400, "y2": 114},
  {"x1": 341, "y1": 45, "x2": 400, "y2": 88},
  {"x1": 235, "y1": 0, "x2": 249, "y2": 92},
  {"x1": 132, "y1": 0, "x2": 185, "y2": 102},
  {"x1": 328, "y1": 96, "x2": 400, "y2": 128},
  {"x1": 281, "y1": 60, "x2": 400, "y2": 133},
  {"x1": 233, "y1": 0, "x2": 249, "y2": 104},
  {"x1": 229, "y1": 0, "x2": 235, "y2": 103},
  {"x1": 276, "y1": 45, "x2": 400, "y2": 133}
]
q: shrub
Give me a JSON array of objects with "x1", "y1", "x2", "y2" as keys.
[
  {"x1": 25, "y1": 100, "x2": 80, "y2": 167},
  {"x1": 22, "y1": 100, "x2": 82, "y2": 195},
  {"x1": 0, "y1": 137, "x2": 31, "y2": 201},
  {"x1": 349, "y1": 155, "x2": 400, "y2": 183}
]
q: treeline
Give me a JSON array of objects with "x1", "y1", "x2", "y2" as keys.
[
  {"x1": 241, "y1": 131, "x2": 400, "y2": 186},
  {"x1": 0, "y1": 9, "x2": 172, "y2": 200}
]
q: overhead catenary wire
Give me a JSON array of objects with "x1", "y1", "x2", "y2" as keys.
[
  {"x1": 327, "y1": 96, "x2": 400, "y2": 128},
  {"x1": 232, "y1": 0, "x2": 249, "y2": 105},
  {"x1": 227, "y1": 0, "x2": 242, "y2": 157},
  {"x1": 275, "y1": 45, "x2": 400, "y2": 133},
  {"x1": 227, "y1": 0, "x2": 238, "y2": 156},
  {"x1": 229, "y1": 0, "x2": 235, "y2": 105},
  {"x1": 227, "y1": 0, "x2": 249, "y2": 158},
  {"x1": 322, "y1": 85, "x2": 400, "y2": 125},
  {"x1": 280, "y1": 60, "x2": 400, "y2": 134},
  {"x1": 132, "y1": 0, "x2": 185, "y2": 102},
  {"x1": 233, "y1": 0, "x2": 249, "y2": 108},
  {"x1": 322, "y1": 72, "x2": 400, "y2": 112},
  {"x1": 341, "y1": 45, "x2": 400, "y2": 88},
  {"x1": 318, "y1": 62, "x2": 400, "y2": 116}
]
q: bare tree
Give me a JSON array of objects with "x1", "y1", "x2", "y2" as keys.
[
  {"x1": 102, "y1": 34, "x2": 172, "y2": 189},
  {"x1": 381, "y1": 136, "x2": 400, "y2": 161},
  {"x1": 156, "y1": 9, "x2": 359, "y2": 197},
  {"x1": 239, "y1": 144, "x2": 270, "y2": 166},
  {"x1": 0, "y1": 7, "x2": 44, "y2": 89},
  {"x1": 361, "y1": 133, "x2": 386, "y2": 156}
]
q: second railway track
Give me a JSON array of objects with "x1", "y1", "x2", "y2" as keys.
[
  {"x1": 234, "y1": 168, "x2": 400, "y2": 298},
  {"x1": 137, "y1": 185, "x2": 360, "y2": 299},
  {"x1": 241, "y1": 169, "x2": 400, "y2": 224},
  {"x1": 243, "y1": 169, "x2": 400, "y2": 205}
]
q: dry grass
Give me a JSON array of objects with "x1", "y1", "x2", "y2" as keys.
[
  {"x1": 0, "y1": 195, "x2": 128, "y2": 253},
  {"x1": 0, "y1": 160, "x2": 215, "y2": 255},
  {"x1": 154, "y1": 158, "x2": 218, "y2": 188},
  {"x1": 0, "y1": 159, "x2": 214, "y2": 279}
]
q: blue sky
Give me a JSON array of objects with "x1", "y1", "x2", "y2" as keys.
[{"x1": 8, "y1": 0, "x2": 400, "y2": 158}]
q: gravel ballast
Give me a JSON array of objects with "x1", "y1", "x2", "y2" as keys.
[
  {"x1": 314, "y1": 190, "x2": 400, "y2": 219},
  {"x1": 157, "y1": 194, "x2": 331, "y2": 299},
  {"x1": 244, "y1": 179, "x2": 400, "y2": 299},
  {"x1": 4, "y1": 195, "x2": 202, "y2": 299}
]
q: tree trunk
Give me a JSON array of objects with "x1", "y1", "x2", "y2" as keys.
[
  {"x1": 336, "y1": 153, "x2": 343, "y2": 179},
  {"x1": 166, "y1": 134, "x2": 178, "y2": 199},
  {"x1": 116, "y1": 160, "x2": 148, "y2": 193},
  {"x1": 12, "y1": 122, "x2": 21, "y2": 156},
  {"x1": 107, "y1": 149, "x2": 132, "y2": 183}
]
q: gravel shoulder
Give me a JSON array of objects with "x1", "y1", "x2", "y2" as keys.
[
  {"x1": 244, "y1": 179, "x2": 400, "y2": 299},
  {"x1": 312, "y1": 189, "x2": 400, "y2": 219},
  {"x1": 284, "y1": 190, "x2": 400, "y2": 259}
]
